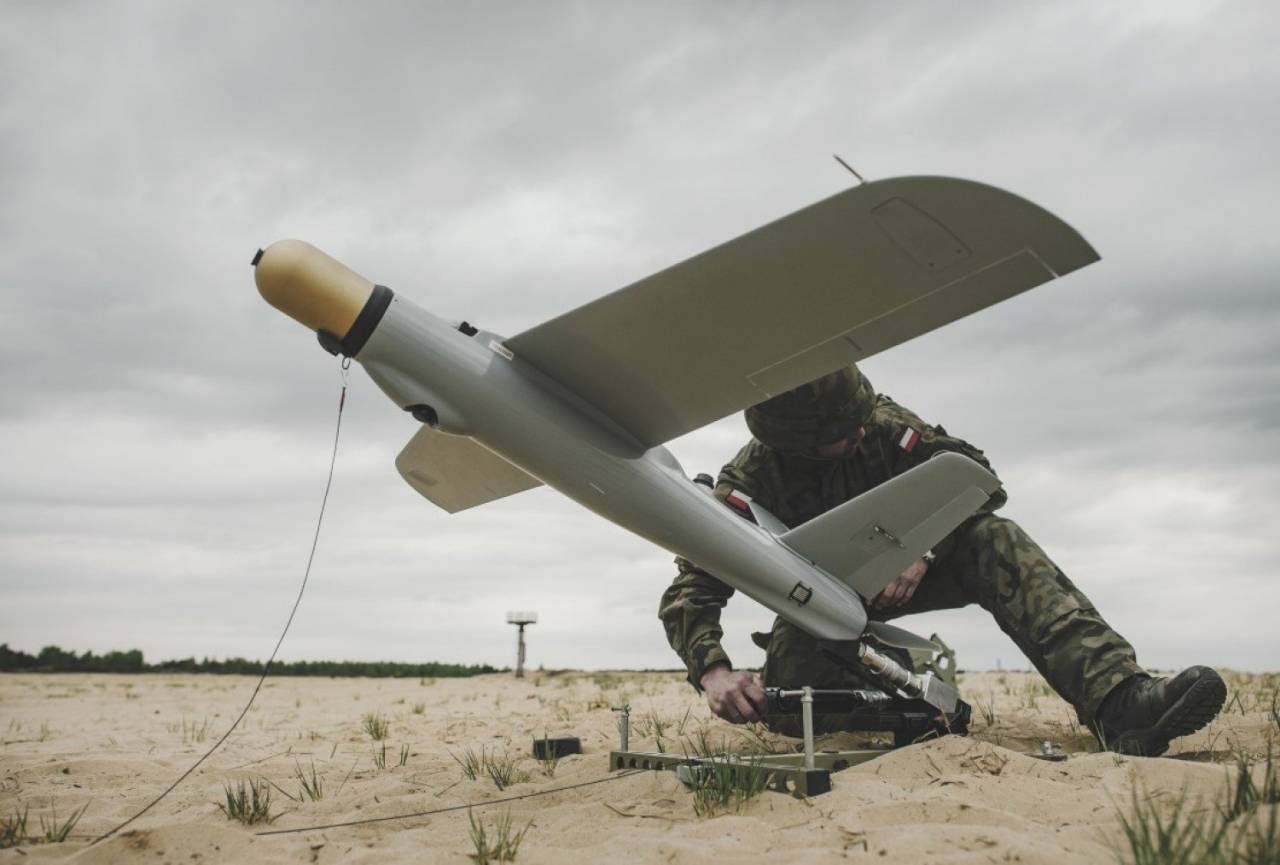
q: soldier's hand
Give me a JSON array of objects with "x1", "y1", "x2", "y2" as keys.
[
  {"x1": 872, "y1": 557, "x2": 928, "y2": 609},
  {"x1": 699, "y1": 663, "x2": 767, "y2": 724}
]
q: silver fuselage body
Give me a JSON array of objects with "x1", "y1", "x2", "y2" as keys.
[{"x1": 359, "y1": 294, "x2": 868, "y2": 640}]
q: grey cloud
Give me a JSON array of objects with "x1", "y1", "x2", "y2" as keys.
[{"x1": 2, "y1": 0, "x2": 1277, "y2": 671}]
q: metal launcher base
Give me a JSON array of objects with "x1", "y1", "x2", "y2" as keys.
[
  {"x1": 608, "y1": 686, "x2": 971, "y2": 798},
  {"x1": 607, "y1": 747, "x2": 883, "y2": 797}
]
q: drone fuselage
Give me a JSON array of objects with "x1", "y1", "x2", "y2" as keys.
[{"x1": 356, "y1": 289, "x2": 870, "y2": 640}]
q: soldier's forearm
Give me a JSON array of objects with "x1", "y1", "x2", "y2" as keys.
[{"x1": 686, "y1": 641, "x2": 732, "y2": 692}]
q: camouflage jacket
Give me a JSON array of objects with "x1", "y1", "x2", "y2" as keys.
[{"x1": 658, "y1": 394, "x2": 1007, "y2": 687}]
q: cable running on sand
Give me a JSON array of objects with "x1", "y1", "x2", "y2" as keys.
[
  {"x1": 90, "y1": 363, "x2": 351, "y2": 846},
  {"x1": 256, "y1": 771, "x2": 647, "y2": 836}
]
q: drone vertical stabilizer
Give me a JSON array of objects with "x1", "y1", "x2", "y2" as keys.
[{"x1": 395, "y1": 426, "x2": 542, "y2": 514}]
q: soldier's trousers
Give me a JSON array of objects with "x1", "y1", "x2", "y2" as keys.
[{"x1": 761, "y1": 514, "x2": 1145, "y2": 732}]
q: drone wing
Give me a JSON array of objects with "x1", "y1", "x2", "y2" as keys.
[
  {"x1": 505, "y1": 175, "x2": 1098, "y2": 448},
  {"x1": 395, "y1": 426, "x2": 542, "y2": 514}
]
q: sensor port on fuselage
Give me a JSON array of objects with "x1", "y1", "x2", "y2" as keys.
[{"x1": 407, "y1": 404, "x2": 439, "y2": 427}]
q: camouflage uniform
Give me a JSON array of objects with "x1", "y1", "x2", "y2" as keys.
[{"x1": 659, "y1": 371, "x2": 1145, "y2": 730}]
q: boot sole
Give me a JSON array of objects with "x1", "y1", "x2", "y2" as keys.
[{"x1": 1110, "y1": 671, "x2": 1227, "y2": 757}]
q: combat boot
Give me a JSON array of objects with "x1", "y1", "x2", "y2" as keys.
[{"x1": 1093, "y1": 666, "x2": 1226, "y2": 757}]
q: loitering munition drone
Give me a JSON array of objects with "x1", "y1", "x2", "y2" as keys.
[{"x1": 253, "y1": 175, "x2": 1098, "y2": 722}]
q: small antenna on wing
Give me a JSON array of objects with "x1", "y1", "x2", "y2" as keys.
[{"x1": 833, "y1": 154, "x2": 865, "y2": 184}]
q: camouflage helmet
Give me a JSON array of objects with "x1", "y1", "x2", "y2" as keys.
[{"x1": 745, "y1": 365, "x2": 876, "y2": 454}]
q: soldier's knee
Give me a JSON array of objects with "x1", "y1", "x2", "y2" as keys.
[
  {"x1": 964, "y1": 514, "x2": 1027, "y2": 552},
  {"x1": 947, "y1": 515, "x2": 1052, "y2": 610},
  {"x1": 966, "y1": 516, "x2": 1054, "y2": 579}
]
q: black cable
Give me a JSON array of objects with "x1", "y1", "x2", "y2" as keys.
[
  {"x1": 256, "y1": 770, "x2": 647, "y2": 836},
  {"x1": 90, "y1": 370, "x2": 350, "y2": 846}
]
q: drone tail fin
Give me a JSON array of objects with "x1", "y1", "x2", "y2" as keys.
[{"x1": 779, "y1": 452, "x2": 1000, "y2": 600}]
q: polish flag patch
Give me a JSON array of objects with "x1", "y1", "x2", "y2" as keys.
[
  {"x1": 898, "y1": 427, "x2": 921, "y2": 452},
  {"x1": 725, "y1": 489, "x2": 753, "y2": 511}
]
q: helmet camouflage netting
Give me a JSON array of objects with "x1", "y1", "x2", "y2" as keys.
[{"x1": 745, "y1": 365, "x2": 876, "y2": 453}]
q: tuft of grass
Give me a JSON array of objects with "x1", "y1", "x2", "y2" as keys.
[
  {"x1": 649, "y1": 712, "x2": 672, "y2": 753},
  {"x1": 39, "y1": 802, "x2": 88, "y2": 844},
  {"x1": 451, "y1": 746, "x2": 487, "y2": 780},
  {"x1": 467, "y1": 808, "x2": 531, "y2": 863},
  {"x1": 535, "y1": 734, "x2": 560, "y2": 778},
  {"x1": 451, "y1": 746, "x2": 530, "y2": 789},
  {"x1": 398, "y1": 744, "x2": 411, "y2": 768},
  {"x1": 218, "y1": 778, "x2": 275, "y2": 825},
  {"x1": 974, "y1": 692, "x2": 997, "y2": 727},
  {"x1": 362, "y1": 712, "x2": 390, "y2": 741},
  {"x1": 294, "y1": 760, "x2": 323, "y2": 801},
  {"x1": 1112, "y1": 746, "x2": 1280, "y2": 865},
  {"x1": 676, "y1": 705, "x2": 693, "y2": 735},
  {"x1": 372, "y1": 742, "x2": 388, "y2": 771},
  {"x1": 1235, "y1": 806, "x2": 1280, "y2": 865},
  {"x1": 1114, "y1": 786, "x2": 1227, "y2": 865},
  {"x1": 1019, "y1": 682, "x2": 1040, "y2": 710},
  {"x1": 181, "y1": 717, "x2": 211, "y2": 744},
  {"x1": 634, "y1": 709, "x2": 672, "y2": 753},
  {"x1": 1114, "y1": 799, "x2": 1280, "y2": 865},
  {"x1": 1, "y1": 804, "x2": 29, "y2": 849},
  {"x1": 1222, "y1": 747, "x2": 1280, "y2": 822},
  {"x1": 680, "y1": 726, "x2": 723, "y2": 759},
  {"x1": 485, "y1": 750, "x2": 530, "y2": 791},
  {"x1": 686, "y1": 752, "x2": 768, "y2": 817},
  {"x1": 675, "y1": 724, "x2": 771, "y2": 815},
  {"x1": 735, "y1": 722, "x2": 786, "y2": 757},
  {"x1": 412, "y1": 702, "x2": 426, "y2": 715}
]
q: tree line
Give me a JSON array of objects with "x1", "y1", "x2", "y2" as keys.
[{"x1": 0, "y1": 644, "x2": 500, "y2": 678}]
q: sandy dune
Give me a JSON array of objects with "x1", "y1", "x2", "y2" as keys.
[{"x1": 1, "y1": 669, "x2": 1276, "y2": 863}]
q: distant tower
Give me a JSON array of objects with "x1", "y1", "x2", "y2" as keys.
[{"x1": 506, "y1": 611, "x2": 537, "y2": 678}]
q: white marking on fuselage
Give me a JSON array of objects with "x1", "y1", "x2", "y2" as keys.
[{"x1": 489, "y1": 339, "x2": 514, "y2": 360}]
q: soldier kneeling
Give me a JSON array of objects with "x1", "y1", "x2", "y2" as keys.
[{"x1": 659, "y1": 365, "x2": 1226, "y2": 757}]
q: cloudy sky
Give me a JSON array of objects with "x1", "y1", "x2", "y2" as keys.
[{"x1": 2, "y1": 1, "x2": 1277, "y2": 677}]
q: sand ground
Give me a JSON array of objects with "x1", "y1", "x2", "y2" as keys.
[{"x1": 1, "y1": 669, "x2": 1276, "y2": 863}]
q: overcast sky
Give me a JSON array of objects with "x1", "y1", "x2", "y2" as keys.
[{"x1": 2, "y1": 1, "x2": 1277, "y2": 677}]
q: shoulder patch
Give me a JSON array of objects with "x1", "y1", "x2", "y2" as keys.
[
  {"x1": 898, "y1": 427, "x2": 921, "y2": 452},
  {"x1": 725, "y1": 489, "x2": 753, "y2": 511}
]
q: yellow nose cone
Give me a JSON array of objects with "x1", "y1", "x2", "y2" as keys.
[{"x1": 253, "y1": 239, "x2": 374, "y2": 339}]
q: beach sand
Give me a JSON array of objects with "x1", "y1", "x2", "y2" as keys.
[{"x1": 1, "y1": 669, "x2": 1275, "y2": 863}]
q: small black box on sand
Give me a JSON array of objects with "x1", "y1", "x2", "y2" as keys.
[{"x1": 532, "y1": 736, "x2": 581, "y2": 760}]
